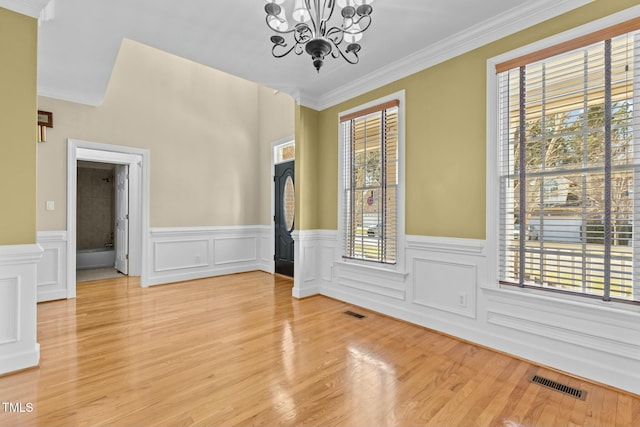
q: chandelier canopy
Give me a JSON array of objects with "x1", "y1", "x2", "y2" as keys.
[{"x1": 264, "y1": 0, "x2": 374, "y2": 72}]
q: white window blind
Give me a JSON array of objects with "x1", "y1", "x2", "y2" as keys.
[
  {"x1": 341, "y1": 100, "x2": 399, "y2": 264},
  {"x1": 497, "y1": 26, "x2": 640, "y2": 303}
]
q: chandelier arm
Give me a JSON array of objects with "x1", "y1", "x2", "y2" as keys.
[
  {"x1": 265, "y1": 15, "x2": 297, "y2": 35},
  {"x1": 350, "y1": 14, "x2": 372, "y2": 33},
  {"x1": 330, "y1": 40, "x2": 360, "y2": 64},
  {"x1": 321, "y1": 0, "x2": 337, "y2": 35},
  {"x1": 304, "y1": 0, "x2": 318, "y2": 37},
  {"x1": 317, "y1": 0, "x2": 331, "y2": 37},
  {"x1": 341, "y1": 14, "x2": 372, "y2": 35},
  {"x1": 325, "y1": 26, "x2": 345, "y2": 45},
  {"x1": 272, "y1": 42, "x2": 299, "y2": 59}
]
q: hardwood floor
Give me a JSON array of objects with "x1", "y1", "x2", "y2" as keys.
[{"x1": 0, "y1": 271, "x2": 637, "y2": 426}]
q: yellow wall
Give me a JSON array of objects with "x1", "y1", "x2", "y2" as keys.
[
  {"x1": 0, "y1": 8, "x2": 37, "y2": 245},
  {"x1": 312, "y1": 0, "x2": 640, "y2": 238},
  {"x1": 295, "y1": 105, "x2": 319, "y2": 231}
]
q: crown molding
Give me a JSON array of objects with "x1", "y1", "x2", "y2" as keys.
[
  {"x1": 298, "y1": 0, "x2": 592, "y2": 111},
  {"x1": 0, "y1": 0, "x2": 50, "y2": 19}
]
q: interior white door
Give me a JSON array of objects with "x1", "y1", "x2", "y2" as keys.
[{"x1": 115, "y1": 164, "x2": 129, "y2": 275}]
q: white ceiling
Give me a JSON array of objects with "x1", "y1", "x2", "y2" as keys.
[{"x1": 2, "y1": 0, "x2": 591, "y2": 109}]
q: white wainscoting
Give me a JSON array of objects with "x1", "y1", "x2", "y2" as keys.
[
  {"x1": 36, "y1": 231, "x2": 68, "y2": 302},
  {"x1": 0, "y1": 244, "x2": 43, "y2": 375},
  {"x1": 148, "y1": 226, "x2": 271, "y2": 286},
  {"x1": 294, "y1": 230, "x2": 640, "y2": 395},
  {"x1": 292, "y1": 230, "x2": 336, "y2": 298}
]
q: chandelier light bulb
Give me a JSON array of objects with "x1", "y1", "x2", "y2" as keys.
[
  {"x1": 292, "y1": 0, "x2": 311, "y2": 23},
  {"x1": 336, "y1": 0, "x2": 357, "y2": 7},
  {"x1": 338, "y1": 0, "x2": 375, "y2": 5},
  {"x1": 344, "y1": 23, "x2": 362, "y2": 43},
  {"x1": 267, "y1": 11, "x2": 289, "y2": 32}
]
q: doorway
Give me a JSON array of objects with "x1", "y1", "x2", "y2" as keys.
[
  {"x1": 272, "y1": 139, "x2": 295, "y2": 277},
  {"x1": 67, "y1": 139, "x2": 150, "y2": 297},
  {"x1": 75, "y1": 161, "x2": 127, "y2": 283},
  {"x1": 274, "y1": 160, "x2": 294, "y2": 277}
]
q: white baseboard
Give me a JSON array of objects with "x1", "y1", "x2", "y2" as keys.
[
  {"x1": 0, "y1": 345, "x2": 40, "y2": 374},
  {"x1": 0, "y1": 244, "x2": 43, "y2": 375},
  {"x1": 148, "y1": 226, "x2": 272, "y2": 286},
  {"x1": 298, "y1": 230, "x2": 640, "y2": 395}
]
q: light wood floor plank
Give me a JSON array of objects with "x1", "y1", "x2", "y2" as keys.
[{"x1": 0, "y1": 271, "x2": 637, "y2": 427}]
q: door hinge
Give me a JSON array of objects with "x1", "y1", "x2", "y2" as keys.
[
  {"x1": 273, "y1": 254, "x2": 276, "y2": 261},
  {"x1": 273, "y1": 176, "x2": 276, "y2": 182},
  {"x1": 126, "y1": 214, "x2": 129, "y2": 220},
  {"x1": 274, "y1": 215, "x2": 276, "y2": 222},
  {"x1": 126, "y1": 254, "x2": 129, "y2": 260}
]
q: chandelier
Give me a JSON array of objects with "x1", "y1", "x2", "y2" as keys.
[{"x1": 264, "y1": 0, "x2": 374, "y2": 72}]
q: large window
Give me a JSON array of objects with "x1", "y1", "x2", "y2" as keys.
[
  {"x1": 496, "y1": 22, "x2": 640, "y2": 303},
  {"x1": 341, "y1": 98, "x2": 400, "y2": 265}
]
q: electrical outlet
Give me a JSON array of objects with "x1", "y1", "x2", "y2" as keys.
[
  {"x1": 457, "y1": 292, "x2": 467, "y2": 308},
  {"x1": 46, "y1": 201, "x2": 55, "y2": 211}
]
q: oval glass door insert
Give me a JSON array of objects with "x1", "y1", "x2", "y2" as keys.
[{"x1": 283, "y1": 176, "x2": 295, "y2": 231}]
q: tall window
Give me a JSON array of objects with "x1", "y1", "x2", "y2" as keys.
[
  {"x1": 341, "y1": 99, "x2": 399, "y2": 264},
  {"x1": 496, "y1": 23, "x2": 640, "y2": 303}
]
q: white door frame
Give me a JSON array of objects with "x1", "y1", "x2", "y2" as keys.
[
  {"x1": 271, "y1": 137, "x2": 295, "y2": 274},
  {"x1": 67, "y1": 139, "x2": 150, "y2": 297}
]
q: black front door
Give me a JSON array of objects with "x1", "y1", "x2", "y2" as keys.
[{"x1": 275, "y1": 161, "x2": 294, "y2": 277}]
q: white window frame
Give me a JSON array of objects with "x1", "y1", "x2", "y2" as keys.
[
  {"x1": 486, "y1": 5, "x2": 640, "y2": 309},
  {"x1": 337, "y1": 90, "x2": 406, "y2": 273},
  {"x1": 274, "y1": 139, "x2": 295, "y2": 165}
]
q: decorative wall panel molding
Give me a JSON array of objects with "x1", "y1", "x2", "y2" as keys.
[
  {"x1": 154, "y1": 239, "x2": 209, "y2": 272},
  {"x1": 486, "y1": 309, "x2": 640, "y2": 361},
  {"x1": 412, "y1": 257, "x2": 477, "y2": 318},
  {"x1": 214, "y1": 237, "x2": 257, "y2": 266},
  {"x1": 258, "y1": 227, "x2": 273, "y2": 274},
  {"x1": 0, "y1": 278, "x2": 19, "y2": 345},
  {"x1": 0, "y1": 244, "x2": 43, "y2": 375},
  {"x1": 291, "y1": 230, "x2": 325, "y2": 298},
  {"x1": 36, "y1": 231, "x2": 67, "y2": 302},
  {"x1": 148, "y1": 226, "x2": 266, "y2": 286},
  {"x1": 335, "y1": 261, "x2": 407, "y2": 301}
]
